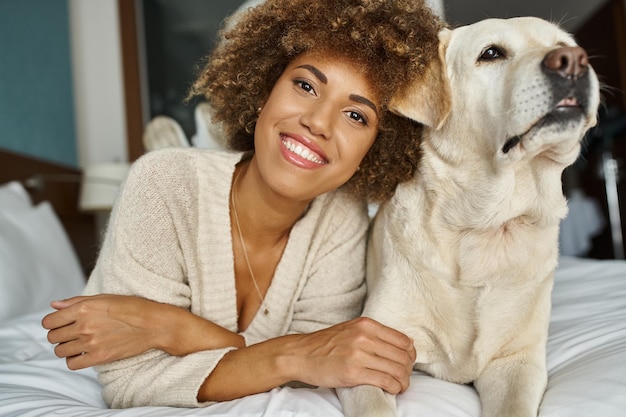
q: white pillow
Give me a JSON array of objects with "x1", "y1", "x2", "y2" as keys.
[
  {"x1": 0, "y1": 202, "x2": 85, "y2": 321},
  {"x1": 0, "y1": 181, "x2": 32, "y2": 209}
]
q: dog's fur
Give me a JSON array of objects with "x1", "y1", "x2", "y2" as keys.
[{"x1": 338, "y1": 17, "x2": 600, "y2": 417}]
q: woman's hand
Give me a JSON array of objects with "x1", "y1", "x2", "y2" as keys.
[
  {"x1": 42, "y1": 294, "x2": 244, "y2": 370},
  {"x1": 287, "y1": 317, "x2": 416, "y2": 395}
]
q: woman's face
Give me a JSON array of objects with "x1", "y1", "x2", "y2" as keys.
[{"x1": 253, "y1": 51, "x2": 380, "y2": 202}]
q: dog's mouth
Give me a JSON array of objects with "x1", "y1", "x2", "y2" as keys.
[
  {"x1": 502, "y1": 135, "x2": 522, "y2": 154},
  {"x1": 538, "y1": 95, "x2": 587, "y2": 126},
  {"x1": 556, "y1": 96, "x2": 581, "y2": 108},
  {"x1": 502, "y1": 95, "x2": 588, "y2": 154}
]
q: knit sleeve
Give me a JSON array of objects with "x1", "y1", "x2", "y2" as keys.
[
  {"x1": 84, "y1": 150, "x2": 232, "y2": 408},
  {"x1": 85, "y1": 149, "x2": 194, "y2": 305},
  {"x1": 288, "y1": 192, "x2": 369, "y2": 334}
]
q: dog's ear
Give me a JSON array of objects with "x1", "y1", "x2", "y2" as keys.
[{"x1": 389, "y1": 29, "x2": 452, "y2": 130}]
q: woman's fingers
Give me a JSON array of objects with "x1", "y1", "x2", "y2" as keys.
[
  {"x1": 42, "y1": 294, "x2": 156, "y2": 367},
  {"x1": 348, "y1": 317, "x2": 415, "y2": 368},
  {"x1": 42, "y1": 294, "x2": 110, "y2": 330},
  {"x1": 46, "y1": 322, "x2": 78, "y2": 344},
  {"x1": 42, "y1": 306, "x2": 75, "y2": 331},
  {"x1": 359, "y1": 348, "x2": 413, "y2": 393},
  {"x1": 49, "y1": 295, "x2": 93, "y2": 309},
  {"x1": 292, "y1": 317, "x2": 415, "y2": 393},
  {"x1": 65, "y1": 351, "x2": 94, "y2": 371},
  {"x1": 352, "y1": 366, "x2": 405, "y2": 395},
  {"x1": 344, "y1": 322, "x2": 414, "y2": 393},
  {"x1": 364, "y1": 317, "x2": 415, "y2": 359},
  {"x1": 52, "y1": 338, "x2": 84, "y2": 359}
]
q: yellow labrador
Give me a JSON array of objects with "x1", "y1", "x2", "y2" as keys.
[{"x1": 338, "y1": 17, "x2": 600, "y2": 417}]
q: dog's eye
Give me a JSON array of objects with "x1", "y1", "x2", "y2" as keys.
[{"x1": 479, "y1": 46, "x2": 505, "y2": 61}]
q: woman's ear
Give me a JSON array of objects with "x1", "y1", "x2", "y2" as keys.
[{"x1": 389, "y1": 28, "x2": 452, "y2": 130}]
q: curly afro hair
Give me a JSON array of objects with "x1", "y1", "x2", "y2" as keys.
[{"x1": 189, "y1": 0, "x2": 445, "y2": 202}]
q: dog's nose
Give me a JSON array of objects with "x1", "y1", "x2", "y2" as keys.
[{"x1": 542, "y1": 46, "x2": 589, "y2": 80}]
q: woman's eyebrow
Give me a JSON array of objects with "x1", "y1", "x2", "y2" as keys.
[
  {"x1": 296, "y1": 64, "x2": 378, "y2": 116},
  {"x1": 296, "y1": 64, "x2": 327, "y2": 84},
  {"x1": 350, "y1": 94, "x2": 379, "y2": 116}
]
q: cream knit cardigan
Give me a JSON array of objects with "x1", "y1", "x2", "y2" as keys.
[{"x1": 84, "y1": 148, "x2": 369, "y2": 408}]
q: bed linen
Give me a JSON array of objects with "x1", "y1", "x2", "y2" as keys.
[{"x1": 1, "y1": 256, "x2": 624, "y2": 417}]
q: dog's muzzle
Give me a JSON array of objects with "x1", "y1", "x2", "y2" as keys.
[
  {"x1": 502, "y1": 46, "x2": 594, "y2": 154},
  {"x1": 541, "y1": 46, "x2": 592, "y2": 121}
]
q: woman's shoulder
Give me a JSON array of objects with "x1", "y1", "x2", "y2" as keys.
[
  {"x1": 120, "y1": 149, "x2": 242, "y2": 206},
  {"x1": 132, "y1": 148, "x2": 241, "y2": 171},
  {"x1": 127, "y1": 149, "x2": 241, "y2": 184}
]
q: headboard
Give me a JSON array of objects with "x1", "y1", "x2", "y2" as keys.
[{"x1": 0, "y1": 148, "x2": 98, "y2": 276}]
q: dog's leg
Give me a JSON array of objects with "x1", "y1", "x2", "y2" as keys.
[
  {"x1": 336, "y1": 385, "x2": 397, "y2": 417},
  {"x1": 474, "y1": 352, "x2": 547, "y2": 417}
]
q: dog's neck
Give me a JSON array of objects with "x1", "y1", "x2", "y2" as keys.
[{"x1": 412, "y1": 131, "x2": 570, "y2": 232}]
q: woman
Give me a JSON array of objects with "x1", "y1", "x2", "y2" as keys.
[{"x1": 42, "y1": 0, "x2": 443, "y2": 408}]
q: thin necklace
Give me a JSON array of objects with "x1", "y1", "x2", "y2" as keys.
[{"x1": 230, "y1": 167, "x2": 269, "y2": 316}]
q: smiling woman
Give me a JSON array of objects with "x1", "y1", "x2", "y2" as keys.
[
  {"x1": 251, "y1": 52, "x2": 380, "y2": 202},
  {"x1": 41, "y1": 0, "x2": 445, "y2": 409}
]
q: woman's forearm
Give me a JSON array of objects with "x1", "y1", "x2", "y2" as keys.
[
  {"x1": 197, "y1": 317, "x2": 416, "y2": 402},
  {"x1": 155, "y1": 304, "x2": 245, "y2": 356},
  {"x1": 197, "y1": 335, "x2": 298, "y2": 401}
]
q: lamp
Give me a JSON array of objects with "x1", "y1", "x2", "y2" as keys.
[{"x1": 78, "y1": 163, "x2": 129, "y2": 212}]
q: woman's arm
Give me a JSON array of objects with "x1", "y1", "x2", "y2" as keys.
[
  {"x1": 42, "y1": 293, "x2": 416, "y2": 399},
  {"x1": 42, "y1": 295, "x2": 415, "y2": 402},
  {"x1": 42, "y1": 296, "x2": 416, "y2": 400},
  {"x1": 195, "y1": 192, "x2": 419, "y2": 402},
  {"x1": 42, "y1": 294, "x2": 245, "y2": 370},
  {"x1": 197, "y1": 317, "x2": 416, "y2": 401}
]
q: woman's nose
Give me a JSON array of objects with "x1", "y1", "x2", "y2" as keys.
[{"x1": 300, "y1": 102, "x2": 334, "y2": 139}]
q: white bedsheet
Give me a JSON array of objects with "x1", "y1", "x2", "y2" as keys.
[{"x1": 1, "y1": 256, "x2": 624, "y2": 416}]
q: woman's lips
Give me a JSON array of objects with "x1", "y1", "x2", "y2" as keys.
[{"x1": 280, "y1": 134, "x2": 328, "y2": 167}]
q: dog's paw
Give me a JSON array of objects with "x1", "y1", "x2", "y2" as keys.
[{"x1": 336, "y1": 386, "x2": 398, "y2": 417}]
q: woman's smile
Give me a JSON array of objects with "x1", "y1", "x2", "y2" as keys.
[{"x1": 280, "y1": 134, "x2": 328, "y2": 167}]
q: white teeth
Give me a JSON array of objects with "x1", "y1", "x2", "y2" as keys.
[{"x1": 282, "y1": 139, "x2": 325, "y2": 164}]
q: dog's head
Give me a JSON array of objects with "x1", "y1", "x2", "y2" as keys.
[{"x1": 391, "y1": 17, "x2": 601, "y2": 166}]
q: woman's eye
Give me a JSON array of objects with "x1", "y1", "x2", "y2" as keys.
[
  {"x1": 295, "y1": 80, "x2": 315, "y2": 95},
  {"x1": 347, "y1": 111, "x2": 368, "y2": 126},
  {"x1": 479, "y1": 46, "x2": 505, "y2": 61}
]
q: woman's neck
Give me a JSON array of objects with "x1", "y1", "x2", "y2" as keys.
[{"x1": 232, "y1": 157, "x2": 311, "y2": 249}]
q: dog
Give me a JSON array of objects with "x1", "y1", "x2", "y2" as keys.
[{"x1": 337, "y1": 17, "x2": 600, "y2": 417}]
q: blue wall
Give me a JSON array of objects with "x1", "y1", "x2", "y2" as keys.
[{"x1": 0, "y1": 0, "x2": 77, "y2": 167}]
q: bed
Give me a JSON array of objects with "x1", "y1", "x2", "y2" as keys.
[{"x1": 1, "y1": 151, "x2": 625, "y2": 417}]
